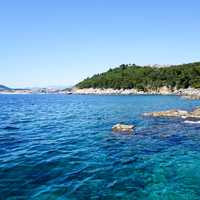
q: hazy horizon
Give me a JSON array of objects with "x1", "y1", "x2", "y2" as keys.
[{"x1": 1, "y1": 0, "x2": 200, "y2": 88}]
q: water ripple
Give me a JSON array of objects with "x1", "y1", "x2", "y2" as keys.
[{"x1": 0, "y1": 94, "x2": 200, "y2": 199}]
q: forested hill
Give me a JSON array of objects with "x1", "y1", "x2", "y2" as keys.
[{"x1": 77, "y1": 62, "x2": 200, "y2": 90}]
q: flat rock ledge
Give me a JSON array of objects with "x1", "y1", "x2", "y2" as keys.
[
  {"x1": 112, "y1": 124, "x2": 135, "y2": 133},
  {"x1": 143, "y1": 107, "x2": 200, "y2": 120}
]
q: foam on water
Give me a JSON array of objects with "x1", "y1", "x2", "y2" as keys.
[{"x1": 184, "y1": 120, "x2": 200, "y2": 124}]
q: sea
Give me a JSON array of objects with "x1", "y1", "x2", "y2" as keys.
[{"x1": 0, "y1": 94, "x2": 200, "y2": 200}]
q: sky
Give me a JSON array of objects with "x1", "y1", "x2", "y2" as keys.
[{"x1": 0, "y1": 0, "x2": 200, "y2": 88}]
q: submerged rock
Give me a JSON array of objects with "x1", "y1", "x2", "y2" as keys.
[{"x1": 112, "y1": 124, "x2": 134, "y2": 133}]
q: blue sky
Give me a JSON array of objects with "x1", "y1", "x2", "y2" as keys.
[{"x1": 0, "y1": 0, "x2": 200, "y2": 88}]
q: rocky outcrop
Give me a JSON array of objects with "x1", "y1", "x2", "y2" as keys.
[
  {"x1": 112, "y1": 124, "x2": 135, "y2": 133},
  {"x1": 157, "y1": 86, "x2": 172, "y2": 94},
  {"x1": 143, "y1": 109, "x2": 189, "y2": 117},
  {"x1": 177, "y1": 88, "x2": 200, "y2": 100},
  {"x1": 190, "y1": 107, "x2": 200, "y2": 116},
  {"x1": 185, "y1": 108, "x2": 200, "y2": 119},
  {"x1": 144, "y1": 107, "x2": 200, "y2": 119}
]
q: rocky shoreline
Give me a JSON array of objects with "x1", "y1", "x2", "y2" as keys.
[
  {"x1": 72, "y1": 86, "x2": 172, "y2": 95},
  {"x1": 177, "y1": 88, "x2": 200, "y2": 100},
  {"x1": 71, "y1": 87, "x2": 200, "y2": 99},
  {"x1": 0, "y1": 87, "x2": 200, "y2": 99}
]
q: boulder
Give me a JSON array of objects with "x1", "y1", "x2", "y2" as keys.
[{"x1": 112, "y1": 124, "x2": 134, "y2": 133}]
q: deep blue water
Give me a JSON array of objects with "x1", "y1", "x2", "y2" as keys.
[{"x1": 0, "y1": 94, "x2": 200, "y2": 200}]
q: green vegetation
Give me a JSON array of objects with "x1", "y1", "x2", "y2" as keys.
[{"x1": 77, "y1": 62, "x2": 200, "y2": 90}]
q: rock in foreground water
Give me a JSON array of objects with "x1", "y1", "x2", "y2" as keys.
[
  {"x1": 190, "y1": 108, "x2": 200, "y2": 117},
  {"x1": 112, "y1": 124, "x2": 134, "y2": 133},
  {"x1": 144, "y1": 107, "x2": 200, "y2": 119},
  {"x1": 143, "y1": 109, "x2": 188, "y2": 117}
]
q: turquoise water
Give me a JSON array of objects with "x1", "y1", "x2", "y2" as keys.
[{"x1": 0, "y1": 94, "x2": 200, "y2": 200}]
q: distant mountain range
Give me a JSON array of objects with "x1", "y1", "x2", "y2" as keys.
[
  {"x1": 0, "y1": 85, "x2": 71, "y2": 94},
  {"x1": 0, "y1": 85, "x2": 11, "y2": 91},
  {"x1": 0, "y1": 85, "x2": 71, "y2": 91}
]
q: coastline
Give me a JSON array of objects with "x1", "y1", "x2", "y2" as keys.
[
  {"x1": 72, "y1": 87, "x2": 172, "y2": 95},
  {"x1": 0, "y1": 89, "x2": 68, "y2": 95},
  {"x1": 0, "y1": 87, "x2": 200, "y2": 99},
  {"x1": 71, "y1": 87, "x2": 200, "y2": 99}
]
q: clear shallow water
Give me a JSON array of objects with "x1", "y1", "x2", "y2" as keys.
[{"x1": 0, "y1": 94, "x2": 200, "y2": 200}]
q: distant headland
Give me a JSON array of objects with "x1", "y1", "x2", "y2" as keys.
[
  {"x1": 73, "y1": 62, "x2": 200, "y2": 99},
  {"x1": 0, "y1": 85, "x2": 71, "y2": 95}
]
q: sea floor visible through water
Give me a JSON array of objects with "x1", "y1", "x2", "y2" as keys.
[{"x1": 0, "y1": 94, "x2": 200, "y2": 200}]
